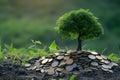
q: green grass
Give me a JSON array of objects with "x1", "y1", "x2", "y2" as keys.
[{"x1": 0, "y1": 41, "x2": 120, "y2": 80}]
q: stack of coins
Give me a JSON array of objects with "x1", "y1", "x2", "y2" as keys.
[{"x1": 25, "y1": 50, "x2": 118, "y2": 77}]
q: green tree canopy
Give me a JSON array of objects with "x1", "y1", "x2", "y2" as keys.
[{"x1": 56, "y1": 9, "x2": 104, "y2": 50}]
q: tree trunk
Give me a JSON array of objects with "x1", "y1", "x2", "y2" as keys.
[{"x1": 77, "y1": 34, "x2": 82, "y2": 51}]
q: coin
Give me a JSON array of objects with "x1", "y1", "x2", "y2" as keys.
[
  {"x1": 91, "y1": 62, "x2": 99, "y2": 66},
  {"x1": 108, "y1": 70, "x2": 113, "y2": 73},
  {"x1": 41, "y1": 57, "x2": 45, "y2": 60},
  {"x1": 64, "y1": 56, "x2": 70, "y2": 60},
  {"x1": 72, "y1": 63, "x2": 77, "y2": 68},
  {"x1": 48, "y1": 59, "x2": 53, "y2": 62},
  {"x1": 77, "y1": 51, "x2": 83, "y2": 54},
  {"x1": 56, "y1": 68, "x2": 64, "y2": 72},
  {"x1": 25, "y1": 63, "x2": 31, "y2": 67},
  {"x1": 101, "y1": 55, "x2": 107, "y2": 59},
  {"x1": 88, "y1": 55, "x2": 96, "y2": 59},
  {"x1": 32, "y1": 66, "x2": 37, "y2": 70},
  {"x1": 66, "y1": 65, "x2": 74, "y2": 71},
  {"x1": 101, "y1": 68, "x2": 113, "y2": 73},
  {"x1": 36, "y1": 68, "x2": 41, "y2": 71},
  {"x1": 96, "y1": 55, "x2": 103, "y2": 60},
  {"x1": 59, "y1": 61, "x2": 66, "y2": 66},
  {"x1": 84, "y1": 68, "x2": 92, "y2": 72},
  {"x1": 57, "y1": 56, "x2": 64, "y2": 60},
  {"x1": 51, "y1": 61, "x2": 59, "y2": 67},
  {"x1": 104, "y1": 60, "x2": 110, "y2": 64},
  {"x1": 34, "y1": 62, "x2": 40, "y2": 67},
  {"x1": 65, "y1": 53, "x2": 70, "y2": 56},
  {"x1": 90, "y1": 67, "x2": 98, "y2": 70},
  {"x1": 101, "y1": 68, "x2": 109, "y2": 71},
  {"x1": 102, "y1": 64, "x2": 112, "y2": 69},
  {"x1": 91, "y1": 51, "x2": 98, "y2": 55},
  {"x1": 65, "y1": 59, "x2": 74, "y2": 65},
  {"x1": 26, "y1": 66, "x2": 34, "y2": 70},
  {"x1": 110, "y1": 62, "x2": 118, "y2": 66},
  {"x1": 47, "y1": 68, "x2": 55, "y2": 75},
  {"x1": 54, "y1": 53, "x2": 60, "y2": 56},
  {"x1": 41, "y1": 69, "x2": 45, "y2": 73},
  {"x1": 101, "y1": 59, "x2": 105, "y2": 63},
  {"x1": 66, "y1": 50, "x2": 73, "y2": 54},
  {"x1": 41, "y1": 59, "x2": 48, "y2": 64}
]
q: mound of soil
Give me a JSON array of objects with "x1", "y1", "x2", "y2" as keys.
[
  {"x1": 0, "y1": 62, "x2": 120, "y2": 80},
  {"x1": 0, "y1": 50, "x2": 120, "y2": 80}
]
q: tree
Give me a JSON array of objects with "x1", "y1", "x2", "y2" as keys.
[{"x1": 56, "y1": 9, "x2": 104, "y2": 51}]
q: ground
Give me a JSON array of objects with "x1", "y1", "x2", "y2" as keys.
[{"x1": 0, "y1": 62, "x2": 120, "y2": 80}]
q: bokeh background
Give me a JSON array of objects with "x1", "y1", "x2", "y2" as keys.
[{"x1": 0, "y1": 0, "x2": 120, "y2": 54}]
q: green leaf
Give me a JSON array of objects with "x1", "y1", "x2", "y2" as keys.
[
  {"x1": 70, "y1": 75, "x2": 77, "y2": 80},
  {"x1": 108, "y1": 53, "x2": 119, "y2": 61},
  {"x1": 49, "y1": 40, "x2": 58, "y2": 53},
  {"x1": 0, "y1": 53, "x2": 3, "y2": 59},
  {"x1": 35, "y1": 40, "x2": 42, "y2": 45},
  {"x1": 31, "y1": 40, "x2": 42, "y2": 45}
]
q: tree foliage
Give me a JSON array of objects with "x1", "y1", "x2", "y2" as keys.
[{"x1": 56, "y1": 9, "x2": 104, "y2": 41}]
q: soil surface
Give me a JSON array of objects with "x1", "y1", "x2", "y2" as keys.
[{"x1": 0, "y1": 62, "x2": 120, "y2": 80}]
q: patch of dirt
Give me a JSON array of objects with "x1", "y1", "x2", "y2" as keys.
[{"x1": 0, "y1": 62, "x2": 120, "y2": 80}]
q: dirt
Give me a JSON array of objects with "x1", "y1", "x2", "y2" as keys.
[{"x1": 0, "y1": 62, "x2": 120, "y2": 80}]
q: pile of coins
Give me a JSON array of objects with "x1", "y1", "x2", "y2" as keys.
[{"x1": 25, "y1": 50, "x2": 118, "y2": 77}]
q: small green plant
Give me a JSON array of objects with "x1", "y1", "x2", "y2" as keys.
[
  {"x1": 56, "y1": 9, "x2": 104, "y2": 51},
  {"x1": 49, "y1": 40, "x2": 58, "y2": 53},
  {"x1": 70, "y1": 75, "x2": 77, "y2": 80},
  {"x1": 108, "y1": 53, "x2": 119, "y2": 62}
]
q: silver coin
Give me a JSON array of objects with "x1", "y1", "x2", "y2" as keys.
[
  {"x1": 108, "y1": 62, "x2": 118, "y2": 67},
  {"x1": 41, "y1": 59, "x2": 48, "y2": 64},
  {"x1": 102, "y1": 64, "x2": 112, "y2": 69},
  {"x1": 41, "y1": 57, "x2": 45, "y2": 60},
  {"x1": 101, "y1": 55, "x2": 107, "y2": 59},
  {"x1": 104, "y1": 60, "x2": 110, "y2": 64},
  {"x1": 25, "y1": 63, "x2": 31, "y2": 67},
  {"x1": 72, "y1": 63, "x2": 77, "y2": 68},
  {"x1": 66, "y1": 65, "x2": 74, "y2": 71},
  {"x1": 34, "y1": 62, "x2": 40, "y2": 67},
  {"x1": 84, "y1": 68, "x2": 92, "y2": 72},
  {"x1": 110, "y1": 62, "x2": 118, "y2": 66},
  {"x1": 32, "y1": 66, "x2": 37, "y2": 70},
  {"x1": 47, "y1": 68, "x2": 55, "y2": 75},
  {"x1": 55, "y1": 52, "x2": 60, "y2": 55},
  {"x1": 90, "y1": 67, "x2": 98, "y2": 70},
  {"x1": 101, "y1": 67, "x2": 109, "y2": 71},
  {"x1": 48, "y1": 59, "x2": 53, "y2": 62},
  {"x1": 51, "y1": 61, "x2": 59, "y2": 67},
  {"x1": 108, "y1": 70, "x2": 113, "y2": 73},
  {"x1": 56, "y1": 68, "x2": 64, "y2": 72},
  {"x1": 26, "y1": 66, "x2": 34, "y2": 70},
  {"x1": 91, "y1": 62, "x2": 98, "y2": 66},
  {"x1": 101, "y1": 68, "x2": 113, "y2": 73},
  {"x1": 57, "y1": 56, "x2": 64, "y2": 60},
  {"x1": 88, "y1": 54, "x2": 96, "y2": 59},
  {"x1": 41, "y1": 69, "x2": 45, "y2": 73},
  {"x1": 91, "y1": 51, "x2": 98, "y2": 55}
]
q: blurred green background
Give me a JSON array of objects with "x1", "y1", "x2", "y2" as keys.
[{"x1": 0, "y1": 0, "x2": 120, "y2": 54}]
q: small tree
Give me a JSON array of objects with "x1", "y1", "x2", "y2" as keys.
[{"x1": 56, "y1": 9, "x2": 104, "y2": 51}]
